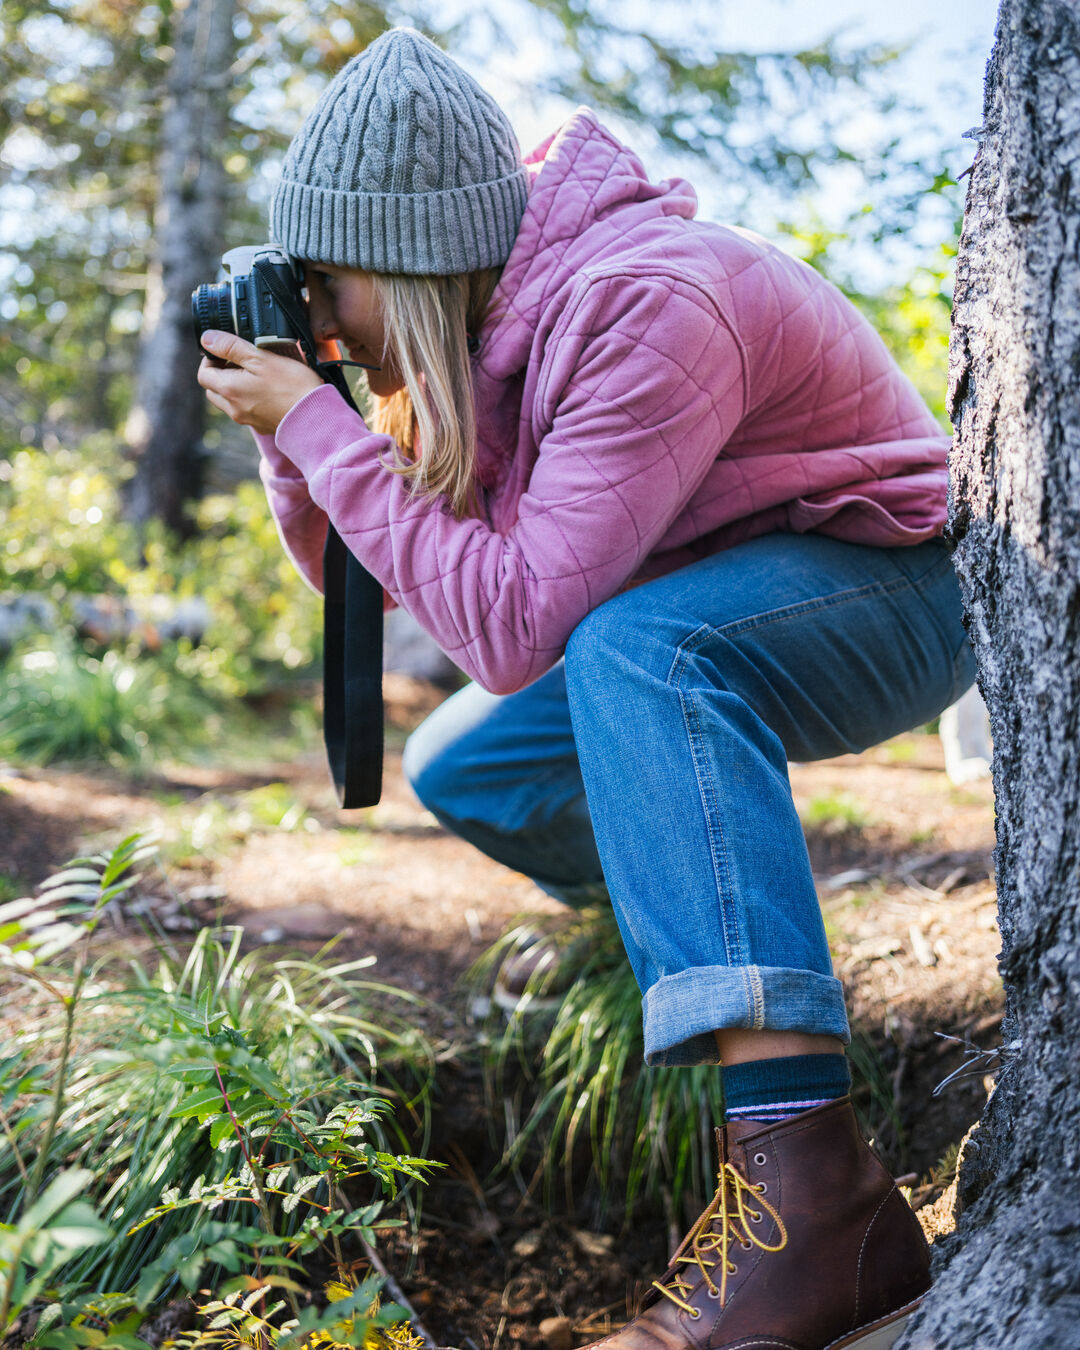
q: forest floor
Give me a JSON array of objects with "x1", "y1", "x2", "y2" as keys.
[{"x1": 0, "y1": 675, "x2": 1001, "y2": 1350}]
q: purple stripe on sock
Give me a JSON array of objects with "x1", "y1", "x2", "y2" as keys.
[{"x1": 727, "y1": 1098, "x2": 834, "y2": 1114}]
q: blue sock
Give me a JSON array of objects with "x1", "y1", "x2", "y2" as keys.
[{"x1": 723, "y1": 1053, "x2": 852, "y2": 1126}]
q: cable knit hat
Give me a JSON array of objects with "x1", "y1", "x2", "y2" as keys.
[{"x1": 270, "y1": 27, "x2": 529, "y2": 275}]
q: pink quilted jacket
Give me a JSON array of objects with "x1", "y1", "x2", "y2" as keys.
[{"x1": 258, "y1": 109, "x2": 949, "y2": 694}]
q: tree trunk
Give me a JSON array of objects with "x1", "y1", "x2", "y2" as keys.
[
  {"x1": 126, "y1": 0, "x2": 235, "y2": 535},
  {"x1": 899, "y1": 1, "x2": 1080, "y2": 1344}
]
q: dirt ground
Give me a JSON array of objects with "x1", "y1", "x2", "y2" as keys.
[{"x1": 0, "y1": 676, "x2": 1001, "y2": 1350}]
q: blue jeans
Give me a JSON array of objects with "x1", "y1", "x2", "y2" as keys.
[{"x1": 403, "y1": 534, "x2": 975, "y2": 1067}]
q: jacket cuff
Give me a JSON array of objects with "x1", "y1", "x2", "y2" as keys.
[
  {"x1": 276, "y1": 383, "x2": 370, "y2": 479},
  {"x1": 252, "y1": 429, "x2": 303, "y2": 478}
]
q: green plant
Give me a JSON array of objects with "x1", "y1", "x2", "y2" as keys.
[
  {"x1": 121, "y1": 1032, "x2": 432, "y2": 1313},
  {"x1": 156, "y1": 796, "x2": 241, "y2": 862},
  {"x1": 882, "y1": 738, "x2": 918, "y2": 765},
  {"x1": 335, "y1": 832, "x2": 378, "y2": 870},
  {"x1": 927, "y1": 1139, "x2": 962, "y2": 1194},
  {"x1": 0, "y1": 834, "x2": 151, "y2": 1336},
  {"x1": 800, "y1": 792, "x2": 873, "y2": 835},
  {"x1": 167, "y1": 1275, "x2": 423, "y2": 1350},
  {"x1": 0, "y1": 445, "x2": 322, "y2": 703},
  {"x1": 476, "y1": 907, "x2": 725, "y2": 1221},
  {"x1": 0, "y1": 641, "x2": 220, "y2": 768},
  {"x1": 0, "y1": 1171, "x2": 112, "y2": 1342},
  {"x1": 237, "y1": 784, "x2": 311, "y2": 832},
  {"x1": 0, "y1": 840, "x2": 439, "y2": 1340},
  {"x1": 33, "y1": 1275, "x2": 422, "y2": 1350},
  {"x1": 149, "y1": 785, "x2": 320, "y2": 868}
]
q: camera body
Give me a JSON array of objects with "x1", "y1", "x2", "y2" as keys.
[{"x1": 191, "y1": 245, "x2": 303, "y2": 353}]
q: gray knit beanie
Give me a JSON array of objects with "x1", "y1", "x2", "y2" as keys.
[{"x1": 270, "y1": 27, "x2": 529, "y2": 275}]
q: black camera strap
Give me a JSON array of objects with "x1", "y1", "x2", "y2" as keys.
[{"x1": 254, "y1": 258, "x2": 383, "y2": 808}]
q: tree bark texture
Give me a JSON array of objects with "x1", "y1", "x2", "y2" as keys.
[
  {"x1": 900, "y1": 1, "x2": 1080, "y2": 1344},
  {"x1": 126, "y1": 0, "x2": 235, "y2": 534}
]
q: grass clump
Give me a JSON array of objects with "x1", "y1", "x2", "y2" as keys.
[
  {"x1": 801, "y1": 791, "x2": 873, "y2": 835},
  {"x1": 0, "y1": 642, "x2": 220, "y2": 768},
  {"x1": 477, "y1": 907, "x2": 725, "y2": 1224},
  {"x1": 0, "y1": 837, "x2": 439, "y2": 1347},
  {"x1": 477, "y1": 906, "x2": 899, "y2": 1225},
  {"x1": 152, "y1": 784, "x2": 318, "y2": 867}
]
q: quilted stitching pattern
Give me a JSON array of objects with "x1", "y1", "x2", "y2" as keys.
[
  {"x1": 256, "y1": 438, "x2": 326, "y2": 594},
  {"x1": 263, "y1": 110, "x2": 949, "y2": 694}
]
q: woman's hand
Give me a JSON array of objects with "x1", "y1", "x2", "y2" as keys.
[{"x1": 197, "y1": 330, "x2": 327, "y2": 435}]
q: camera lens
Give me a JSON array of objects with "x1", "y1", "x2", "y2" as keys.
[{"x1": 191, "y1": 281, "x2": 235, "y2": 346}]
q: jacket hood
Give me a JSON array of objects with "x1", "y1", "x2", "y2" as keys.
[{"x1": 478, "y1": 109, "x2": 700, "y2": 381}]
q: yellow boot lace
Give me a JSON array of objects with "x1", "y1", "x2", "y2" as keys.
[{"x1": 652, "y1": 1162, "x2": 788, "y2": 1314}]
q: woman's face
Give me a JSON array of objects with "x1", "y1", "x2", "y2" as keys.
[{"x1": 303, "y1": 262, "x2": 405, "y2": 398}]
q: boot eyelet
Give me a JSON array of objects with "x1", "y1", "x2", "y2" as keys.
[
  {"x1": 739, "y1": 1239, "x2": 752, "y2": 1250},
  {"x1": 756, "y1": 1182, "x2": 768, "y2": 1194},
  {"x1": 748, "y1": 1210, "x2": 762, "y2": 1224},
  {"x1": 689, "y1": 1309, "x2": 702, "y2": 1320},
  {"x1": 753, "y1": 1152, "x2": 767, "y2": 1166},
  {"x1": 707, "y1": 1287, "x2": 722, "y2": 1300}
]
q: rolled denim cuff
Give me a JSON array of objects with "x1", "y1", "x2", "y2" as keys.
[{"x1": 642, "y1": 964, "x2": 851, "y2": 1067}]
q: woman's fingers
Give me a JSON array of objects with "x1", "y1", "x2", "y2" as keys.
[
  {"x1": 202, "y1": 386, "x2": 232, "y2": 417},
  {"x1": 196, "y1": 340, "x2": 325, "y2": 434},
  {"x1": 197, "y1": 356, "x2": 248, "y2": 410},
  {"x1": 199, "y1": 329, "x2": 260, "y2": 367}
]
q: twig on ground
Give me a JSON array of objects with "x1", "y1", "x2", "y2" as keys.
[
  {"x1": 931, "y1": 1032, "x2": 1010, "y2": 1097},
  {"x1": 360, "y1": 1236, "x2": 439, "y2": 1350}
]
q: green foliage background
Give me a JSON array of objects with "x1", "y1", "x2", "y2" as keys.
[
  {"x1": 1, "y1": 446, "x2": 321, "y2": 695},
  {"x1": 0, "y1": 0, "x2": 958, "y2": 760},
  {"x1": 0, "y1": 443, "x2": 322, "y2": 767}
]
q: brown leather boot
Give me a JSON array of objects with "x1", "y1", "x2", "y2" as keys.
[{"x1": 584, "y1": 1097, "x2": 930, "y2": 1350}]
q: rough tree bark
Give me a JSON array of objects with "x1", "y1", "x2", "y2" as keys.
[
  {"x1": 126, "y1": 0, "x2": 235, "y2": 535},
  {"x1": 899, "y1": 1, "x2": 1080, "y2": 1345}
]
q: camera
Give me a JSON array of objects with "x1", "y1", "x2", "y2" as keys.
[{"x1": 191, "y1": 244, "x2": 304, "y2": 353}]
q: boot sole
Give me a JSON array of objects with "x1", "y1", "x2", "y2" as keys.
[{"x1": 825, "y1": 1296, "x2": 924, "y2": 1349}]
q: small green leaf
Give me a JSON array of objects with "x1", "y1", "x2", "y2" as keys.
[
  {"x1": 281, "y1": 1172, "x2": 323, "y2": 1213},
  {"x1": 20, "y1": 1168, "x2": 97, "y2": 1231},
  {"x1": 209, "y1": 1114, "x2": 237, "y2": 1149},
  {"x1": 168, "y1": 1087, "x2": 225, "y2": 1118},
  {"x1": 34, "y1": 883, "x2": 100, "y2": 904},
  {"x1": 34, "y1": 1329, "x2": 90, "y2": 1349},
  {"x1": 175, "y1": 1248, "x2": 205, "y2": 1292},
  {"x1": 42, "y1": 1218, "x2": 113, "y2": 1252},
  {"x1": 40, "y1": 867, "x2": 102, "y2": 888},
  {"x1": 0, "y1": 896, "x2": 42, "y2": 923},
  {"x1": 202, "y1": 1238, "x2": 242, "y2": 1271}
]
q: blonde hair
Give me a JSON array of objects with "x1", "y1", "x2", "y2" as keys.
[{"x1": 367, "y1": 267, "x2": 502, "y2": 519}]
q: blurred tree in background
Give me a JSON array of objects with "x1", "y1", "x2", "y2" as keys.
[
  {"x1": 124, "y1": 0, "x2": 236, "y2": 535},
  {"x1": 0, "y1": 0, "x2": 405, "y2": 532},
  {"x1": 0, "y1": 0, "x2": 958, "y2": 527}
]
